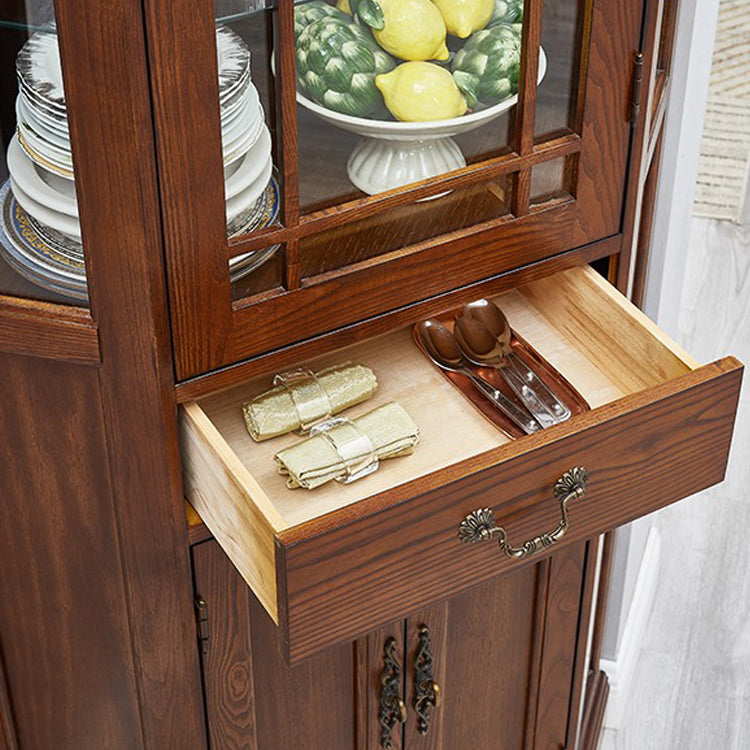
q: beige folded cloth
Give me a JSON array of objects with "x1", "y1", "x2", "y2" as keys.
[
  {"x1": 274, "y1": 402, "x2": 419, "y2": 490},
  {"x1": 243, "y1": 363, "x2": 377, "y2": 441}
]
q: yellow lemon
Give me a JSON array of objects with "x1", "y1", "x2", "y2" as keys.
[
  {"x1": 373, "y1": 0, "x2": 450, "y2": 61},
  {"x1": 376, "y1": 61, "x2": 467, "y2": 121},
  {"x1": 431, "y1": 0, "x2": 494, "y2": 38},
  {"x1": 336, "y1": 0, "x2": 352, "y2": 14}
]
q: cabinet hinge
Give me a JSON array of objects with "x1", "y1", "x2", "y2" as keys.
[
  {"x1": 195, "y1": 596, "x2": 209, "y2": 654},
  {"x1": 629, "y1": 52, "x2": 644, "y2": 127}
]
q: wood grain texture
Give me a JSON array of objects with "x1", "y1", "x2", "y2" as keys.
[
  {"x1": 565, "y1": 538, "x2": 601, "y2": 748},
  {"x1": 181, "y1": 402, "x2": 284, "y2": 621},
  {"x1": 436, "y1": 570, "x2": 539, "y2": 750},
  {"x1": 579, "y1": 670, "x2": 610, "y2": 750},
  {"x1": 574, "y1": 0, "x2": 643, "y2": 246},
  {"x1": 151, "y1": 0, "x2": 637, "y2": 379},
  {"x1": 249, "y1": 586, "x2": 358, "y2": 750},
  {"x1": 221, "y1": 200, "x2": 579, "y2": 370},
  {"x1": 144, "y1": 0, "x2": 232, "y2": 376},
  {"x1": 278, "y1": 359, "x2": 742, "y2": 661},
  {"x1": 192, "y1": 541, "x2": 258, "y2": 750},
  {"x1": 184, "y1": 264, "x2": 699, "y2": 533},
  {"x1": 54, "y1": 0, "x2": 206, "y2": 744},
  {"x1": 0, "y1": 635, "x2": 18, "y2": 750},
  {"x1": 176, "y1": 237, "x2": 619, "y2": 403},
  {"x1": 0, "y1": 296, "x2": 100, "y2": 364},
  {"x1": 616, "y1": 0, "x2": 663, "y2": 295},
  {"x1": 532, "y1": 543, "x2": 587, "y2": 749},
  {"x1": 0, "y1": 354, "x2": 142, "y2": 749}
]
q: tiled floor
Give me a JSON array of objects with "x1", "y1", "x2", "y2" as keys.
[{"x1": 599, "y1": 201, "x2": 750, "y2": 748}]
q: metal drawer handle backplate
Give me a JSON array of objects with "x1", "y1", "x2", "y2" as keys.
[
  {"x1": 458, "y1": 468, "x2": 589, "y2": 559},
  {"x1": 414, "y1": 625, "x2": 441, "y2": 735},
  {"x1": 379, "y1": 637, "x2": 407, "y2": 749}
]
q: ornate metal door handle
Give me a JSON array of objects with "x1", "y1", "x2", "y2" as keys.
[
  {"x1": 414, "y1": 625, "x2": 441, "y2": 735},
  {"x1": 379, "y1": 637, "x2": 406, "y2": 749},
  {"x1": 458, "y1": 468, "x2": 589, "y2": 560}
]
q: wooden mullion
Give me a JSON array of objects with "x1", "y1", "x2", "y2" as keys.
[
  {"x1": 515, "y1": 0, "x2": 543, "y2": 156},
  {"x1": 284, "y1": 238, "x2": 301, "y2": 290},
  {"x1": 226, "y1": 134, "x2": 583, "y2": 260},
  {"x1": 570, "y1": 0, "x2": 596, "y2": 135},
  {"x1": 510, "y1": 0, "x2": 542, "y2": 218},
  {"x1": 276, "y1": 0, "x2": 300, "y2": 290},
  {"x1": 513, "y1": 169, "x2": 532, "y2": 216}
]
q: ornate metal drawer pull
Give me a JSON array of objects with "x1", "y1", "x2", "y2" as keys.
[
  {"x1": 458, "y1": 468, "x2": 589, "y2": 560},
  {"x1": 414, "y1": 625, "x2": 441, "y2": 735},
  {"x1": 379, "y1": 637, "x2": 407, "y2": 749}
]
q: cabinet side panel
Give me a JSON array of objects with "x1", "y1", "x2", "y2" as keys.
[
  {"x1": 53, "y1": 0, "x2": 208, "y2": 744},
  {"x1": 0, "y1": 354, "x2": 142, "y2": 749}
]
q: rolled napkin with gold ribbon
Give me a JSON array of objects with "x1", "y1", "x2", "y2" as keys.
[
  {"x1": 274, "y1": 402, "x2": 419, "y2": 490},
  {"x1": 243, "y1": 363, "x2": 378, "y2": 442}
]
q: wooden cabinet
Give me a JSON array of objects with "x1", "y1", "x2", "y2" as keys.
[
  {"x1": 0, "y1": 1, "x2": 741, "y2": 749},
  {"x1": 193, "y1": 536, "x2": 598, "y2": 750}
]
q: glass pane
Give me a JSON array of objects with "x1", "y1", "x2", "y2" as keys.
[
  {"x1": 0, "y1": 5, "x2": 88, "y2": 306},
  {"x1": 530, "y1": 156, "x2": 573, "y2": 204},
  {"x1": 535, "y1": 0, "x2": 580, "y2": 140},
  {"x1": 295, "y1": 0, "x2": 524, "y2": 211},
  {"x1": 216, "y1": 3, "x2": 283, "y2": 247},
  {"x1": 300, "y1": 173, "x2": 511, "y2": 277},
  {"x1": 230, "y1": 243, "x2": 285, "y2": 301}
]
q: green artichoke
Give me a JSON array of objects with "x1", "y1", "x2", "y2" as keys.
[
  {"x1": 294, "y1": 0, "x2": 348, "y2": 41},
  {"x1": 296, "y1": 17, "x2": 396, "y2": 117},
  {"x1": 451, "y1": 25, "x2": 521, "y2": 109},
  {"x1": 487, "y1": 0, "x2": 524, "y2": 27}
]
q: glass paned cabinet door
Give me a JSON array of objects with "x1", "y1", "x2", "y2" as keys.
[
  {"x1": 0, "y1": 1, "x2": 88, "y2": 306},
  {"x1": 148, "y1": 0, "x2": 645, "y2": 378}
]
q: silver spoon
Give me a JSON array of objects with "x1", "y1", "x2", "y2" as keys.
[
  {"x1": 462, "y1": 299, "x2": 571, "y2": 422},
  {"x1": 416, "y1": 319, "x2": 540, "y2": 435},
  {"x1": 453, "y1": 315, "x2": 559, "y2": 428}
]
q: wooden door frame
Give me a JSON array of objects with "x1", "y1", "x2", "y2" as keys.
[{"x1": 146, "y1": 0, "x2": 645, "y2": 380}]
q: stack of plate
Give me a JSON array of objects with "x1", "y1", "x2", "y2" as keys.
[{"x1": 1, "y1": 26, "x2": 279, "y2": 302}]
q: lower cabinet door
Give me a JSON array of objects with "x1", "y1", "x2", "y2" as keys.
[
  {"x1": 193, "y1": 537, "x2": 597, "y2": 750},
  {"x1": 192, "y1": 539, "x2": 361, "y2": 750},
  {"x1": 403, "y1": 542, "x2": 596, "y2": 750}
]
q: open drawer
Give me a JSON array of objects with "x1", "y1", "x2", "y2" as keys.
[{"x1": 180, "y1": 266, "x2": 742, "y2": 663}]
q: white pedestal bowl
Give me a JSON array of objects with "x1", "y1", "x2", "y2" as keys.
[{"x1": 297, "y1": 49, "x2": 547, "y2": 195}]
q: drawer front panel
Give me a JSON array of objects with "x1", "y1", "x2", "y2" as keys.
[{"x1": 277, "y1": 359, "x2": 742, "y2": 662}]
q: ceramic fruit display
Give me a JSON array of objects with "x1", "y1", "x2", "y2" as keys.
[{"x1": 293, "y1": 0, "x2": 542, "y2": 195}]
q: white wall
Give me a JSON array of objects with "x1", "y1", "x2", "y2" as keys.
[{"x1": 643, "y1": 0, "x2": 720, "y2": 333}]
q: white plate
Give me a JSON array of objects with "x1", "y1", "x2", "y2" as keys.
[
  {"x1": 221, "y1": 92, "x2": 260, "y2": 145},
  {"x1": 16, "y1": 129, "x2": 74, "y2": 179},
  {"x1": 225, "y1": 156, "x2": 272, "y2": 223},
  {"x1": 10, "y1": 177, "x2": 81, "y2": 241},
  {"x1": 216, "y1": 25, "x2": 251, "y2": 103},
  {"x1": 222, "y1": 105, "x2": 265, "y2": 166},
  {"x1": 7, "y1": 135, "x2": 77, "y2": 216},
  {"x1": 16, "y1": 32, "x2": 66, "y2": 110},
  {"x1": 17, "y1": 96, "x2": 70, "y2": 150},
  {"x1": 17, "y1": 118, "x2": 72, "y2": 165},
  {"x1": 225, "y1": 125, "x2": 272, "y2": 200},
  {"x1": 19, "y1": 87, "x2": 68, "y2": 132}
]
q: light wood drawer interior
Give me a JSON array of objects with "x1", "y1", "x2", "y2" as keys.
[{"x1": 180, "y1": 266, "x2": 740, "y2": 657}]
